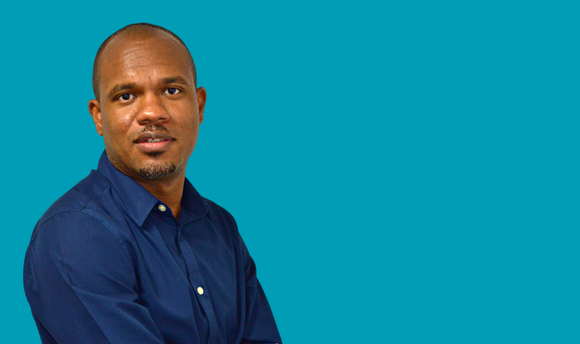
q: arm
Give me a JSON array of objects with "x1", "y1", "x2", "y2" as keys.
[
  {"x1": 237, "y1": 234, "x2": 282, "y2": 344},
  {"x1": 24, "y1": 212, "x2": 165, "y2": 344}
]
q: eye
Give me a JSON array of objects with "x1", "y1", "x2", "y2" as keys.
[
  {"x1": 164, "y1": 88, "x2": 181, "y2": 95},
  {"x1": 117, "y1": 93, "x2": 134, "y2": 102}
]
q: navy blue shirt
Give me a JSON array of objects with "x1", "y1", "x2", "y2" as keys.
[{"x1": 24, "y1": 152, "x2": 281, "y2": 344}]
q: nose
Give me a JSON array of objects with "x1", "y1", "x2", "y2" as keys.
[{"x1": 136, "y1": 93, "x2": 170, "y2": 125}]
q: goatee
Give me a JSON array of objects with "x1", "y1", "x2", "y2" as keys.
[{"x1": 139, "y1": 162, "x2": 177, "y2": 179}]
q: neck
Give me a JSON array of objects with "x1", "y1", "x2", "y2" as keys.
[{"x1": 137, "y1": 173, "x2": 185, "y2": 219}]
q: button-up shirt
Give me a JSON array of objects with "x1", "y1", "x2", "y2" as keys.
[{"x1": 23, "y1": 152, "x2": 281, "y2": 344}]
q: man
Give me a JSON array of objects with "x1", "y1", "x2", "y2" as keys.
[{"x1": 23, "y1": 23, "x2": 281, "y2": 344}]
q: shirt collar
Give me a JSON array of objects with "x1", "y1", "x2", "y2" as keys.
[
  {"x1": 96, "y1": 151, "x2": 208, "y2": 226},
  {"x1": 181, "y1": 176, "x2": 209, "y2": 220}
]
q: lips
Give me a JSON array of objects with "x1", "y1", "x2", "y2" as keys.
[
  {"x1": 140, "y1": 138, "x2": 168, "y2": 143},
  {"x1": 134, "y1": 132, "x2": 175, "y2": 153}
]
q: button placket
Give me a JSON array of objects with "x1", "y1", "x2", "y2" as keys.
[{"x1": 177, "y1": 229, "x2": 219, "y2": 342}]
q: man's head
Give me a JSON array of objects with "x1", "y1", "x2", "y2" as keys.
[
  {"x1": 89, "y1": 23, "x2": 206, "y2": 182},
  {"x1": 92, "y1": 23, "x2": 197, "y2": 101}
]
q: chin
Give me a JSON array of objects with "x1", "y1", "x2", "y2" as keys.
[{"x1": 138, "y1": 162, "x2": 177, "y2": 179}]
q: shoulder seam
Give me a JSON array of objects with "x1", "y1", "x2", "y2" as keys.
[
  {"x1": 36, "y1": 177, "x2": 110, "y2": 228},
  {"x1": 35, "y1": 184, "x2": 135, "y2": 268}
]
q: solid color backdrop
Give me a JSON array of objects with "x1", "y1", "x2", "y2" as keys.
[{"x1": 1, "y1": 1, "x2": 578, "y2": 343}]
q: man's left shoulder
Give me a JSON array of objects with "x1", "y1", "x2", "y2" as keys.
[{"x1": 202, "y1": 197, "x2": 238, "y2": 230}]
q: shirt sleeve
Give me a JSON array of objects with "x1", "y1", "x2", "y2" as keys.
[
  {"x1": 236, "y1": 229, "x2": 282, "y2": 344},
  {"x1": 23, "y1": 212, "x2": 165, "y2": 344}
]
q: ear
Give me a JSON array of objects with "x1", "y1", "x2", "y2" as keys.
[
  {"x1": 88, "y1": 99, "x2": 104, "y2": 136},
  {"x1": 196, "y1": 87, "x2": 207, "y2": 124}
]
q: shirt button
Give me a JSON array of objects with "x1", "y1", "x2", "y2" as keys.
[
  {"x1": 158, "y1": 204, "x2": 167, "y2": 212},
  {"x1": 197, "y1": 287, "x2": 204, "y2": 295}
]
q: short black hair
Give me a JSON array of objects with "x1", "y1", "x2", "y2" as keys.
[{"x1": 92, "y1": 23, "x2": 197, "y2": 100}]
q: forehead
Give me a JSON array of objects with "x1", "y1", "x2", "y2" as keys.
[{"x1": 98, "y1": 32, "x2": 193, "y2": 90}]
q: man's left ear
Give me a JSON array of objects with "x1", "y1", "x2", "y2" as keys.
[
  {"x1": 196, "y1": 87, "x2": 207, "y2": 124},
  {"x1": 88, "y1": 99, "x2": 104, "y2": 136}
]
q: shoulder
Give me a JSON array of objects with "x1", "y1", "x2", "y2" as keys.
[
  {"x1": 29, "y1": 211, "x2": 119, "y2": 256},
  {"x1": 25, "y1": 174, "x2": 135, "y2": 283},
  {"x1": 199, "y1": 198, "x2": 253, "y2": 261},
  {"x1": 38, "y1": 170, "x2": 111, "y2": 227},
  {"x1": 31, "y1": 170, "x2": 129, "y2": 251},
  {"x1": 203, "y1": 197, "x2": 238, "y2": 229},
  {"x1": 24, "y1": 211, "x2": 136, "y2": 300}
]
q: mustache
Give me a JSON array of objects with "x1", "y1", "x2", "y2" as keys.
[{"x1": 139, "y1": 125, "x2": 170, "y2": 134}]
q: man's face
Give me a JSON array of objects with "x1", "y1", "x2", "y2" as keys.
[{"x1": 89, "y1": 32, "x2": 206, "y2": 182}]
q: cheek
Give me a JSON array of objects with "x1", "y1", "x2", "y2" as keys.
[
  {"x1": 102, "y1": 112, "x2": 134, "y2": 138},
  {"x1": 180, "y1": 119, "x2": 200, "y2": 151}
]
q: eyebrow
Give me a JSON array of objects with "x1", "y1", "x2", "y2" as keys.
[
  {"x1": 108, "y1": 83, "x2": 138, "y2": 99},
  {"x1": 161, "y1": 76, "x2": 190, "y2": 87}
]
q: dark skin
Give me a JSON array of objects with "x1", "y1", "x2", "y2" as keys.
[{"x1": 89, "y1": 32, "x2": 206, "y2": 219}]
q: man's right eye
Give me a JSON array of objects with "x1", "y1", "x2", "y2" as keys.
[{"x1": 118, "y1": 93, "x2": 134, "y2": 101}]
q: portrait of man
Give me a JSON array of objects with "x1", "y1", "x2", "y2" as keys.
[{"x1": 23, "y1": 23, "x2": 281, "y2": 344}]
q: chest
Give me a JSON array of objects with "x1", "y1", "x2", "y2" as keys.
[{"x1": 126, "y1": 216, "x2": 244, "y2": 342}]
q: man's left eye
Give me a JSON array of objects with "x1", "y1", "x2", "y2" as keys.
[{"x1": 164, "y1": 88, "x2": 181, "y2": 95}]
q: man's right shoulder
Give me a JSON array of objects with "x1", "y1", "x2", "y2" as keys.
[{"x1": 37, "y1": 170, "x2": 113, "y2": 227}]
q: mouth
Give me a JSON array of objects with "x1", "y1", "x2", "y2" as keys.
[
  {"x1": 139, "y1": 138, "x2": 169, "y2": 144},
  {"x1": 134, "y1": 132, "x2": 174, "y2": 153}
]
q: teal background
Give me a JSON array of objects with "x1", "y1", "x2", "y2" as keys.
[{"x1": 1, "y1": 1, "x2": 578, "y2": 343}]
